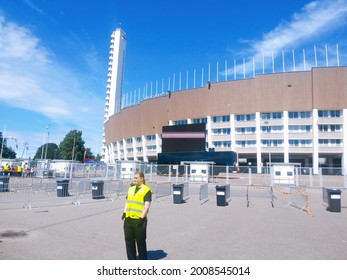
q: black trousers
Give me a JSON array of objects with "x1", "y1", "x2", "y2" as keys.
[{"x1": 123, "y1": 218, "x2": 148, "y2": 260}]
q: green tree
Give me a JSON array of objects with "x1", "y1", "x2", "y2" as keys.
[
  {"x1": 95, "y1": 153, "x2": 102, "y2": 161},
  {"x1": 0, "y1": 133, "x2": 17, "y2": 159},
  {"x1": 84, "y1": 147, "x2": 94, "y2": 160},
  {"x1": 33, "y1": 143, "x2": 60, "y2": 160},
  {"x1": 59, "y1": 130, "x2": 86, "y2": 162}
]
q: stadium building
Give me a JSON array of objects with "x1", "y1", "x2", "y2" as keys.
[{"x1": 103, "y1": 28, "x2": 347, "y2": 174}]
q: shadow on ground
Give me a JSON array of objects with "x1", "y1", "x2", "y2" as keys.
[{"x1": 148, "y1": 249, "x2": 168, "y2": 260}]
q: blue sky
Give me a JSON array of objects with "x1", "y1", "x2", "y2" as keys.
[{"x1": 0, "y1": 0, "x2": 347, "y2": 159}]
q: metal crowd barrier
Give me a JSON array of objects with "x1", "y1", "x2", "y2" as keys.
[
  {"x1": 199, "y1": 183, "x2": 209, "y2": 204},
  {"x1": 0, "y1": 176, "x2": 313, "y2": 216},
  {"x1": 246, "y1": 185, "x2": 274, "y2": 208},
  {"x1": 0, "y1": 179, "x2": 128, "y2": 209}
]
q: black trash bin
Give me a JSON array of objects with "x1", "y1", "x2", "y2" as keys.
[
  {"x1": 323, "y1": 187, "x2": 342, "y2": 212},
  {"x1": 0, "y1": 176, "x2": 10, "y2": 192},
  {"x1": 91, "y1": 180, "x2": 105, "y2": 199},
  {"x1": 216, "y1": 185, "x2": 227, "y2": 206},
  {"x1": 172, "y1": 184, "x2": 184, "y2": 204},
  {"x1": 56, "y1": 180, "x2": 69, "y2": 197}
]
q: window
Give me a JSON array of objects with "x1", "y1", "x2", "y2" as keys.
[
  {"x1": 318, "y1": 139, "x2": 342, "y2": 146},
  {"x1": 212, "y1": 141, "x2": 231, "y2": 148},
  {"x1": 261, "y1": 126, "x2": 283, "y2": 133},
  {"x1": 173, "y1": 120, "x2": 188, "y2": 125},
  {"x1": 192, "y1": 118, "x2": 207, "y2": 124},
  {"x1": 146, "y1": 135, "x2": 156, "y2": 141},
  {"x1": 289, "y1": 140, "x2": 312, "y2": 147},
  {"x1": 236, "y1": 140, "x2": 256, "y2": 147},
  {"x1": 331, "y1": 125, "x2": 342, "y2": 132},
  {"x1": 318, "y1": 110, "x2": 342, "y2": 118},
  {"x1": 261, "y1": 112, "x2": 283, "y2": 120},
  {"x1": 319, "y1": 125, "x2": 329, "y2": 132},
  {"x1": 300, "y1": 112, "x2": 311, "y2": 118},
  {"x1": 146, "y1": 145, "x2": 157, "y2": 151},
  {"x1": 289, "y1": 125, "x2": 312, "y2": 132},
  {"x1": 212, "y1": 128, "x2": 231, "y2": 135},
  {"x1": 318, "y1": 125, "x2": 342, "y2": 132},
  {"x1": 236, "y1": 114, "x2": 255, "y2": 121},
  {"x1": 288, "y1": 111, "x2": 311, "y2": 119},
  {"x1": 236, "y1": 127, "x2": 256, "y2": 134},
  {"x1": 212, "y1": 115, "x2": 230, "y2": 123},
  {"x1": 261, "y1": 140, "x2": 283, "y2": 146}
]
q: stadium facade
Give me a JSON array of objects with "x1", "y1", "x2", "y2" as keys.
[{"x1": 102, "y1": 28, "x2": 347, "y2": 174}]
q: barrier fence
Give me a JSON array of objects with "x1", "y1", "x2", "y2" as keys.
[
  {"x1": 199, "y1": 184, "x2": 209, "y2": 204},
  {"x1": 0, "y1": 162, "x2": 340, "y2": 216},
  {"x1": 22, "y1": 162, "x2": 347, "y2": 189}
]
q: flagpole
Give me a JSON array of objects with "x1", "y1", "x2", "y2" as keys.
[
  {"x1": 282, "y1": 50, "x2": 285, "y2": 72},
  {"x1": 243, "y1": 58, "x2": 246, "y2": 79},
  {"x1": 186, "y1": 70, "x2": 189, "y2": 90},
  {"x1": 193, "y1": 69, "x2": 196, "y2": 88},
  {"x1": 201, "y1": 67, "x2": 204, "y2": 87},
  {"x1": 303, "y1": 49, "x2": 306, "y2": 71},
  {"x1": 262, "y1": 53, "x2": 265, "y2": 74},
  {"x1": 314, "y1": 45, "x2": 318, "y2": 67},
  {"x1": 234, "y1": 59, "x2": 236, "y2": 80},
  {"x1": 252, "y1": 57, "x2": 255, "y2": 78},
  {"x1": 216, "y1": 62, "x2": 219, "y2": 82}
]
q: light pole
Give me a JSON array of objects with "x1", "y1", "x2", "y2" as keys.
[{"x1": 44, "y1": 124, "x2": 50, "y2": 161}]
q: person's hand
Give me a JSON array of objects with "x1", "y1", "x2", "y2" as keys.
[{"x1": 121, "y1": 213, "x2": 126, "y2": 220}]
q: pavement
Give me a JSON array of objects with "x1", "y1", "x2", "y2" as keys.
[{"x1": 0, "y1": 180, "x2": 347, "y2": 260}]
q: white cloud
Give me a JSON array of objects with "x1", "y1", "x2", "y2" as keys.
[
  {"x1": 0, "y1": 16, "x2": 50, "y2": 64},
  {"x1": 251, "y1": 0, "x2": 347, "y2": 56},
  {"x1": 0, "y1": 15, "x2": 105, "y2": 156},
  {"x1": 22, "y1": 0, "x2": 45, "y2": 15},
  {"x1": 226, "y1": 0, "x2": 347, "y2": 75}
]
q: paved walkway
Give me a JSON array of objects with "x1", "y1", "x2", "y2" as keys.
[{"x1": 0, "y1": 182, "x2": 346, "y2": 260}]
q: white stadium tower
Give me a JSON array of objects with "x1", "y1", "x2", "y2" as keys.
[{"x1": 102, "y1": 28, "x2": 126, "y2": 162}]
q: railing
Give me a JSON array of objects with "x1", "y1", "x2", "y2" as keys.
[
  {"x1": 1, "y1": 163, "x2": 345, "y2": 213},
  {"x1": 28, "y1": 163, "x2": 347, "y2": 189}
]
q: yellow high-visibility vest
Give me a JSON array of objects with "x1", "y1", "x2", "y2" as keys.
[{"x1": 125, "y1": 184, "x2": 151, "y2": 219}]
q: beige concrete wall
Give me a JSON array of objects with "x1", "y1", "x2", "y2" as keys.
[{"x1": 104, "y1": 67, "x2": 347, "y2": 144}]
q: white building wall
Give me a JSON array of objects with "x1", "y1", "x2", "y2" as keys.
[
  {"x1": 230, "y1": 114, "x2": 236, "y2": 153},
  {"x1": 107, "y1": 109, "x2": 344, "y2": 174},
  {"x1": 283, "y1": 111, "x2": 289, "y2": 163},
  {"x1": 206, "y1": 116, "x2": 212, "y2": 149},
  {"x1": 343, "y1": 109, "x2": 347, "y2": 175},
  {"x1": 312, "y1": 109, "x2": 319, "y2": 174},
  {"x1": 255, "y1": 112, "x2": 262, "y2": 173}
]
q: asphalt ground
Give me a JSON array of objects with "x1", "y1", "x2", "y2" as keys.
[{"x1": 0, "y1": 180, "x2": 347, "y2": 260}]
